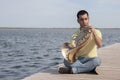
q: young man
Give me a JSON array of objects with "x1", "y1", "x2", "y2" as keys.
[{"x1": 58, "y1": 10, "x2": 102, "y2": 74}]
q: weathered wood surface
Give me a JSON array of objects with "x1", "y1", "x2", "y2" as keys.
[{"x1": 23, "y1": 43, "x2": 120, "y2": 80}]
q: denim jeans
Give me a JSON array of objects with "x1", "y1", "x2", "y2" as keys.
[{"x1": 64, "y1": 57, "x2": 101, "y2": 73}]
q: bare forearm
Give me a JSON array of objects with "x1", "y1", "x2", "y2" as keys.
[
  {"x1": 92, "y1": 31, "x2": 102, "y2": 48},
  {"x1": 89, "y1": 26, "x2": 102, "y2": 48}
]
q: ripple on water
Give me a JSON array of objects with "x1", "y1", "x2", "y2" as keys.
[
  {"x1": 0, "y1": 74, "x2": 6, "y2": 78},
  {"x1": 30, "y1": 48, "x2": 39, "y2": 51},
  {"x1": 2, "y1": 50, "x2": 13, "y2": 53},
  {"x1": 11, "y1": 65, "x2": 22, "y2": 69},
  {"x1": 40, "y1": 66, "x2": 50, "y2": 71},
  {"x1": 25, "y1": 64, "x2": 39, "y2": 68},
  {"x1": 1, "y1": 69, "x2": 20, "y2": 76},
  {"x1": 43, "y1": 54, "x2": 49, "y2": 57},
  {"x1": 32, "y1": 51, "x2": 39, "y2": 54},
  {"x1": 52, "y1": 57, "x2": 62, "y2": 60},
  {"x1": 48, "y1": 62, "x2": 59, "y2": 66},
  {"x1": 36, "y1": 56, "x2": 43, "y2": 59},
  {"x1": 0, "y1": 41, "x2": 13, "y2": 48}
]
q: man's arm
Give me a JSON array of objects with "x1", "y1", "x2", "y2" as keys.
[{"x1": 89, "y1": 26, "x2": 102, "y2": 48}]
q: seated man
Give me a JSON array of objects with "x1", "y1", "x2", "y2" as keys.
[{"x1": 58, "y1": 10, "x2": 102, "y2": 74}]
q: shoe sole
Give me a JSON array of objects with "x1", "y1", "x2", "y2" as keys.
[{"x1": 95, "y1": 67, "x2": 101, "y2": 75}]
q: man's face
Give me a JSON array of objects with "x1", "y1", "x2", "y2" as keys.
[{"x1": 77, "y1": 14, "x2": 89, "y2": 27}]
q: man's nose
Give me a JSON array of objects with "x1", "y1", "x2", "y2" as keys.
[{"x1": 83, "y1": 20, "x2": 86, "y2": 23}]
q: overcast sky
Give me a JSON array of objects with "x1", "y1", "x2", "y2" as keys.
[{"x1": 0, "y1": 0, "x2": 120, "y2": 28}]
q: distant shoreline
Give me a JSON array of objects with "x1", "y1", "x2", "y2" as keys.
[{"x1": 0, "y1": 27, "x2": 120, "y2": 30}]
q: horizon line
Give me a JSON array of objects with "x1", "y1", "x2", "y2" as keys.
[{"x1": 0, "y1": 27, "x2": 120, "y2": 29}]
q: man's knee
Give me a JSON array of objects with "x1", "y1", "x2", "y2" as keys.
[
  {"x1": 64, "y1": 59, "x2": 71, "y2": 68},
  {"x1": 92, "y1": 57, "x2": 101, "y2": 66}
]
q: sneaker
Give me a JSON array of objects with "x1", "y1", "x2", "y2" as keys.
[
  {"x1": 58, "y1": 67, "x2": 72, "y2": 74},
  {"x1": 94, "y1": 67, "x2": 100, "y2": 75},
  {"x1": 90, "y1": 67, "x2": 100, "y2": 75}
]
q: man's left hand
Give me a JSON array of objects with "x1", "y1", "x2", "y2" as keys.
[{"x1": 89, "y1": 26, "x2": 95, "y2": 33}]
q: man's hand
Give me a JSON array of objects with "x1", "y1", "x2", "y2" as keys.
[
  {"x1": 88, "y1": 26, "x2": 95, "y2": 33},
  {"x1": 63, "y1": 42, "x2": 70, "y2": 46}
]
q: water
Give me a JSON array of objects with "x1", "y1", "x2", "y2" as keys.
[{"x1": 0, "y1": 28, "x2": 120, "y2": 80}]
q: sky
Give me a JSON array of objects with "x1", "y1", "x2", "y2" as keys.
[{"x1": 0, "y1": 0, "x2": 120, "y2": 28}]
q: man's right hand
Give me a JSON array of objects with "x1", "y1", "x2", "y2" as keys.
[{"x1": 63, "y1": 42, "x2": 69, "y2": 46}]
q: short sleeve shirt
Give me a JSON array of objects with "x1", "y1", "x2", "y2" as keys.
[{"x1": 70, "y1": 28, "x2": 102, "y2": 58}]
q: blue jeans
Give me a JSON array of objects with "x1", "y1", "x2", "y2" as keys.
[{"x1": 64, "y1": 57, "x2": 101, "y2": 73}]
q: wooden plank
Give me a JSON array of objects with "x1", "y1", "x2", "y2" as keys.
[{"x1": 22, "y1": 43, "x2": 120, "y2": 80}]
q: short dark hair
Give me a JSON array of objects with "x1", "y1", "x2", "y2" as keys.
[{"x1": 77, "y1": 10, "x2": 89, "y2": 19}]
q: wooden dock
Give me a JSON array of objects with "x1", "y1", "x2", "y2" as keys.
[{"x1": 23, "y1": 43, "x2": 120, "y2": 80}]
